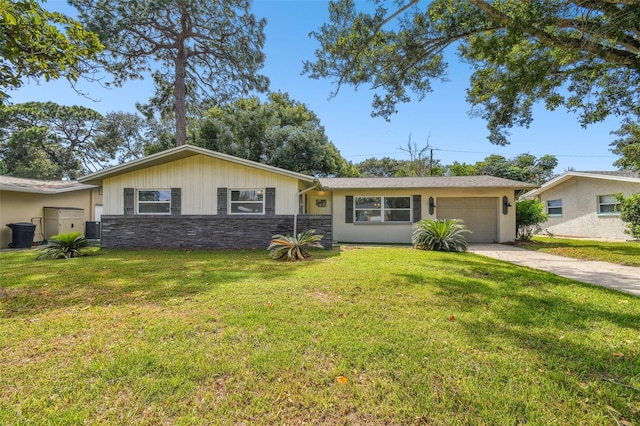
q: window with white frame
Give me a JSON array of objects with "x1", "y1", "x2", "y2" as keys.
[
  {"x1": 547, "y1": 199, "x2": 562, "y2": 216},
  {"x1": 598, "y1": 195, "x2": 621, "y2": 214},
  {"x1": 137, "y1": 189, "x2": 171, "y2": 214},
  {"x1": 354, "y1": 196, "x2": 411, "y2": 223},
  {"x1": 230, "y1": 189, "x2": 264, "y2": 214}
]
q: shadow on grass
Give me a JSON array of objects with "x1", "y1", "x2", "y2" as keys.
[
  {"x1": 0, "y1": 248, "x2": 341, "y2": 319},
  {"x1": 527, "y1": 239, "x2": 640, "y2": 262},
  {"x1": 391, "y1": 254, "x2": 640, "y2": 420}
]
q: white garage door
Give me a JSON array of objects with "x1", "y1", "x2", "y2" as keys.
[{"x1": 436, "y1": 197, "x2": 498, "y2": 243}]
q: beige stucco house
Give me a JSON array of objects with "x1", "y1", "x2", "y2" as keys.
[
  {"x1": 313, "y1": 176, "x2": 530, "y2": 244},
  {"x1": 77, "y1": 145, "x2": 531, "y2": 249},
  {"x1": 522, "y1": 171, "x2": 640, "y2": 240},
  {"x1": 0, "y1": 175, "x2": 102, "y2": 248}
]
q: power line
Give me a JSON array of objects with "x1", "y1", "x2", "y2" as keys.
[{"x1": 343, "y1": 148, "x2": 617, "y2": 159}]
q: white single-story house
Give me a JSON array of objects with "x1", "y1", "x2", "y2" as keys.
[
  {"x1": 521, "y1": 171, "x2": 640, "y2": 240},
  {"x1": 77, "y1": 145, "x2": 531, "y2": 249},
  {"x1": 0, "y1": 175, "x2": 102, "y2": 248}
]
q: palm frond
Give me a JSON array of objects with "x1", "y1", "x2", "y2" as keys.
[
  {"x1": 412, "y1": 219, "x2": 471, "y2": 252},
  {"x1": 268, "y1": 229, "x2": 324, "y2": 261},
  {"x1": 36, "y1": 232, "x2": 93, "y2": 260}
]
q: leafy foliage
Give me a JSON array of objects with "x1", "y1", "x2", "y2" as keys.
[
  {"x1": 473, "y1": 154, "x2": 557, "y2": 183},
  {"x1": 197, "y1": 92, "x2": 356, "y2": 176},
  {"x1": 610, "y1": 119, "x2": 640, "y2": 172},
  {"x1": 268, "y1": 230, "x2": 324, "y2": 261},
  {"x1": 36, "y1": 232, "x2": 91, "y2": 260},
  {"x1": 304, "y1": 0, "x2": 640, "y2": 155},
  {"x1": 412, "y1": 219, "x2": 471, "y2": 252},
  {"x1": 516, "y1": 200, "x2": 548, "y2": 241},
  {"x1": 356, "y1": 156, "x2": 406, "y2": 177},
  {"x1": 615, "y1": 193, "x2": 640, "y2": 240},
  {"x1": 70, "y1": 0, "x2": 269, "y2": 147},
  {"x1": 0, "y1": 0, "x2": 102, "y2": 105},
  {"x1": 0, "y1": 102, "x2": 142, "y2": 179}
]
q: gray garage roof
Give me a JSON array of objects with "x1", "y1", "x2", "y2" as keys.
[
  {"x1": 0, "y1": 175, "x2": 96, "y2": 194},
  {"x1": 319, "y1": 175, "x2": 533, "y2": 190},
  {"x1": 522, "y1": 170, "x2": 640, "y2": 199},
  {"x1": 578, "y1": 171, "x2": 640, "y2": 179}
]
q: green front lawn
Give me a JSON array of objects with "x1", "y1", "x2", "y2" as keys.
[
  {"x1": 1, "y1": 247, "x2": 639, "y2": 425},
  {"x1": 524, "y1": 236, "x2": 640, "y2": 267}
]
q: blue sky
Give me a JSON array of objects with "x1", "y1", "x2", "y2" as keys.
[{"x1": 10, "y1": 0, "x2": 622, "y2": 173}]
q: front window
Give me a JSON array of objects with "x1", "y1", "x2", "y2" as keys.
[
  {"x1": 137, "y1": 189, "x2": 171, "y2": 214},
  {"x1": 230, "y1": 189, "x2": 264, "y2": 214},
  {"x1": 355, "y1": 196, "x2": 411, "y2": 223},
  {"x1": 598, "y1": 195, "x2": 620, "y2": 214},
  {"x1": 547, "y1": 199, "x2": 562, "y2": 216}
]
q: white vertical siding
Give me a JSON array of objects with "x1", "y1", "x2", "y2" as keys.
[{"x1": 103, "y1": 155, "x2": 302, "y2": 215}]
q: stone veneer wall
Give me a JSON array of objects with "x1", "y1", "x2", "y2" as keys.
[{"x1": 99, "y1": 215, "x2": 332, "y2": 249}]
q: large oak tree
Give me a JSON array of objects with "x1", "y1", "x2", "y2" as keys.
[
  {"x1": 304, "y1": 0, "x2": 640, "y2": 169},
  {"x1": 70, "y1": 0, "x2": 269, "y2": 147},
  {"x1": 0, "y1": 102, "x2": 143, "y2": 179},
  {"x1": 196, "y1": 92, "x2": 357, "y2": 177}
]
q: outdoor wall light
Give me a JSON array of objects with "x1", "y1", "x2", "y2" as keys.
[
  {"x1": 429, "y1": 197, "x2": 436, "y2": 215},
  {"x1": 502, "y1": 196, "x2": 512, "y2": 215}
]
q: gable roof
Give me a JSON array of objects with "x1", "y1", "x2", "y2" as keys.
[
  {"x1": 522, "y1": 171, "x2": 640, "y2": 199},
  {"x1": 0, "y1": 175, "x2": 96, "y2": 194},
  {"x1": 78, "y1": 145, "x2": 318, "y2": 185},
  {"x1": 319, "y1": 175, "x2": 533, "y2": 190}
]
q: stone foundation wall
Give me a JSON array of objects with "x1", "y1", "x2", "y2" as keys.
[{"x1": 99, "y1": 215, "x2": 332, "y2": 249}]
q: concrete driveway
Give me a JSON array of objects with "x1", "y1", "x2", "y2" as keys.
[{"x1": 469, "y1": 244, "x2": 640, "y2": 297}]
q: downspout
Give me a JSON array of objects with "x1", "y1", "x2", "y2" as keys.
[{"x1": 294, "y1": 182, "x2": 319, "y2": 237}]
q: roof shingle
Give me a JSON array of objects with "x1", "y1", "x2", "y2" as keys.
[
  {"x1": 0, "y1": 175, "x2": 95, "y2": 194},
  {"x1": 319, "y1": 175, "x2": 533, "y2": 190}
]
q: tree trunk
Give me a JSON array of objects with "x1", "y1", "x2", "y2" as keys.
[{"x1": 174, "y1": 42, "x2": 188, "y2": 146}]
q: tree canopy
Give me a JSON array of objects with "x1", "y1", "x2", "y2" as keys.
[
  {"x1": 0, "y1": 0, "x2": 102, "y2": 105},
  {"x1": 0, "y1": 102, "x2": 142, "y2": 179},
  {"x1": 304, "y1": 0, "x2": 640, "y2": 165},
  {"x1": 472, "y1": 153, "x2": 558, "y2": 183},
  {"x1": 196, "y1": 92, "x2": 357, "y2": 177},
  {"x1": 355, "y1": 151, "x2": 557, "y2": 182},
  {"x1": 610, "y1": 119, "x2": 640, "y2": 172},
  {"x1": 70, "y1": 0, "x2": 269, "y2": 147}
]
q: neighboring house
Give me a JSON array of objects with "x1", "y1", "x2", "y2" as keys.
[
  {"x1": 522, "y1": 171, "x2": 640, "y2": 240},
  {"x1": 0, "y1": 176, "x2": 102, "y2": 248},
  {"x1": 78, "y1": 145, "x2": 531, "y2": 249}
]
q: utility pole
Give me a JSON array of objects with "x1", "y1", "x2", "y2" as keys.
[{"x1": 430, "y1": 148, "x2": 434, "y2": 176}]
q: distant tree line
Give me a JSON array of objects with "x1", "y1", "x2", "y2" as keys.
[{"x1": 0, "y1": 98, "x2": 558, "y2": 184}]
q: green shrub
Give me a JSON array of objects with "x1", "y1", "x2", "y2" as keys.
[
  {"x1": 411, "y1": 219, "x2": 471, "y2": 252},
  {"x1": 615, "y1": 192, "x2": 640, "y2": 240},
  {"x1": 516, "y1": 199, "x2": 549, "y2": 241},
  {"x1": 36, "y1": 232, "x2": 91, "y2": 260},
  {"x1": 268, "y1": 230, "x2": 324, "y2": 261}
]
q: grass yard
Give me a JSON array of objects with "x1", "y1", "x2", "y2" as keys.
[
  {"x1": 1, "y1": 246, "x2": 639, "y2": 425},
  {"x1": 524, "y1": 236, "x2": 640, "y2": 267}
]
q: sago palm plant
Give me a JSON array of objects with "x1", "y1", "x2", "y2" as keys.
[
  {"x1": 412, "y1": 219, "x2": 471, "y2": 252},
  {"x1": 36, "y1": 232, "x2": 91, "y2": 260},
  {"x1": 268, "y1": 230, "x2": 324, "y2": 261}
]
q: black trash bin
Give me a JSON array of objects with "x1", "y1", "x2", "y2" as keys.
[
  {"x1": 85, "y1": 221, "x2": 101, "y2": 239},
  {"x1": 7, "y1": 222, "x2": 36, "y2": 248}
]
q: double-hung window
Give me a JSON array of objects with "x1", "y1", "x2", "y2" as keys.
[
  {"x1": 137, "y1": 189, "x2": 171, "y2": 214},
  {"x1": 230, "y1": 189, "x2": 264, "y2": 214},
  {"x1": 354, "y1": 196, "x2": 411, "y2": 223},
  {"x1": 547, "y1": 199, "x2": 562, "y2": 216},
  {"x1": 598, "y1": 195, "x2": 620, "y2": 214}
]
